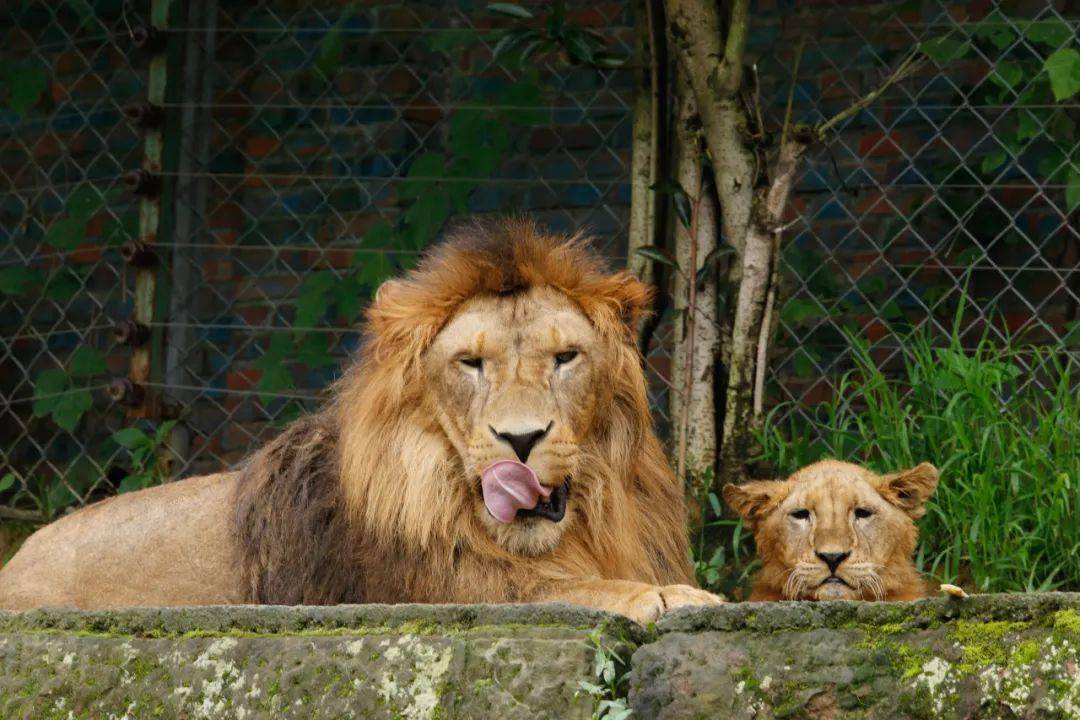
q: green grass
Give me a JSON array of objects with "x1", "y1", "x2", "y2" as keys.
[{"x1": 756, "y1": 323, "x2": 1078, "y2": 593}]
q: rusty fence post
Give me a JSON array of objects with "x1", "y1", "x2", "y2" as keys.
[{"x1": 120, "y1": 0, "x2": 172, "y2": 422}]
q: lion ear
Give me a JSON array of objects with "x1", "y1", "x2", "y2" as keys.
[
  {"x1": 722, "y1": 480, "x2": 789, "y2": 529},
  {"x1": 589, "y1": 272, "x2": 653, "y2": 336},
  {"x1": 365, "y1": 278, "x2": 442, "y2": 362},
  {"x1": 876, "y1": 462, "x2": 939, "y2": 519}
]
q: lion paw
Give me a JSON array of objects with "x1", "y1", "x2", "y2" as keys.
[{"x1": 620, "y1": 584, "x2": 724, "y2": 624}]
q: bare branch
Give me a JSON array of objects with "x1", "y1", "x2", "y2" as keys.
[
  {"x1": 780, "y1": 34, "x2": 807, "y2": 151},
  {"x1": 815, "y1": 50, "x2": 925, "y2": 139},
  {"x1": 0, "y1": 507, "x2": 46, "y2": 525}
]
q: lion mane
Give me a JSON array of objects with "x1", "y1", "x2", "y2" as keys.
[{"x1": 233, "y1": 218, "x2": 694, "y2": 605}]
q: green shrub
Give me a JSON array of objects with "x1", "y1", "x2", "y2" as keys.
[{"x1": 757, "y1": 325, "x2": 1078, "y2": 593}]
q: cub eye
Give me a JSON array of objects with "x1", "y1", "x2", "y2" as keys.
[
  {"x1": 459, "y1": 357, "x2": 483, "y2": 370},
  {"x1": 554, "y1": 350, "x2": 579, "y2": 366},
  {"x1": 790, "y1": 509, "x2": 811, "y2": 520},
  {"x1": 854, "y1": 507, "x2": 875, "y2": 519}
]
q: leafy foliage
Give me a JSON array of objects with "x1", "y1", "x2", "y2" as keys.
[
  {"x1": 576, "y1": 628, "x2": 634, "y2": 720},
  {"x1": 32, "y1": 346, "x2": 107, "y2": 432},
  {"x1": 111, "y1": 421, "x2": 177, "y2": 494},
  {"x1": 920, "y1": 12, "x2": 1079, "y2": 211}
]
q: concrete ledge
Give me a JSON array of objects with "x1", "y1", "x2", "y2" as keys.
[
  {"x1": 0, "y1": 604, "x2": 637, "y2": 720},
  {"x1": 632, "y1": 593, "x2": 1080, "y2": 719},
  {"x1": 2, "y1": 595, "x2": 1078, "y2": 719}
]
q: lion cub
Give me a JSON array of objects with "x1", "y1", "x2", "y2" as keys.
[{"x1": 723, "y1": 460, "x2": 938, "y2": 602}]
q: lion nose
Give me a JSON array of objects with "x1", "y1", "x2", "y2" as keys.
[
  {"x1": 816, "y1": 551, "x2": 850, "y2": 573},
  {"x1": 490, "y1": 423, "x2": 552, "y2": 463}
]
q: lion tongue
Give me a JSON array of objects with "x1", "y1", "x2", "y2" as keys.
[{"x1": 480, "y1": 460, "x2": 550, "y2": 524}]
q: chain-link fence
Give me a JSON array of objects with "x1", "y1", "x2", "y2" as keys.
[{"x1": 2, "y1": 0, "x2": 1076, "y2": 521}]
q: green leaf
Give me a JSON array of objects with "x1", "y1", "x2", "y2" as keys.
[
  {"x1": 920, "y1": 36, "x2": 971, "y2": 63},
  {"x1": 487, "y1": 3, "x2": 533, "y2": 19},
  {"x1": 254, "y1": 333, "x2": 292, "y2": 368},
  {"x1": 44, "y1": 216, "x2": 87, "y2": 251},
  {"x1": 32, "y1": 369, "x2": 69, "y2": 417},
  {"x1": 980, "y1": 150, "x2": 1007, "y2": 175},
  {"x1": 1022, "y1": 19, "x2": 1073, "y2": 48},
  {"x1": 498, "y1": 79, "x2": 544, "y2": 126},
  {"x1": 332, "y1": 273, "x2": 365, "y2": 323},
  {"x1": 66, "y1": 185, "x2": 105, "y2": 220},
  {"x1": 781, "y1": 298, "x2": 826, "y2": 325},
  {"x1": 295, "y1": 276, "x2": 333, "y2": 329},
  {"x1": 1016, "y1": 111, "x2": 1043, "y2": 143},
  {"x1": 1067, "y1": 167, "x2": 1080, "y2": 214},
  {"x1": 154, "y1": 419, "x2": 179, "y2": 444},
  {"x1": 5, "y1": 62, "x2": 46, "y2": 116},
  {"x1": 118, "y1": 473, "x2": 151, "y2": 494},
  {"x1": 402, "y1": 189, "x2": 450, "y2": 250},
  {"x1": 361, "y1": 222, "x2": 394, "y2": 251},
  {"x1": 1044, "y1": 48, "x2": 1080, "y2": 101},
  {"x1": 0, "y1": 472, "x2": 16, "y2": 494},
  {"x1": 0, "y1": 266, "x2": 43, "y2": 296},
  {"x1": 316, "y1": 19, "x2": 347, "y2": 78},
  {"x1": 44, "y1": 266, "x2": 84, "y2": 301},
  {"x1": 51, "y1": 388, "x2": 93, "y2": 431},
  {"x1": 357, "y1": 252, "x2": 392, "y2": 288},
  {"x1": 400, "y1": 152, "x2": 446, "y2": 200},
  {"x1": 69, "y1": 345, "x2": 106, "y2": 377},
  {"x1": 295, "y1": 333, "x2": 337, "y2": 368},
  {"x1": 257, "y1": 363, "x2": 293, "y2": 400},
  {"x1": 633, "y1": 245, "x2": 677, "y2": 268},
  {"x1": 112, "y1": 427, "x2": 149, "y2": 450},
  {"x1": 972, "y1": 12, "x2": 1014, "y2": 50},
  {"x1": 672, "y1": 188, "x2": 692, "y2": 229},
  {"x1": 988, "y1": 61, "x2": 1023, "y2": 92}
]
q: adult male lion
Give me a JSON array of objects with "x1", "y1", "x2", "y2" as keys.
[
  {"x1": 0, "y1": 219, "x2": 720, "y2": 623},
  {"x1": 723, "y1": 459, "x2": 939, "y2": 601}
]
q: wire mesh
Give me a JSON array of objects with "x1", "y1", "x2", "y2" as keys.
[{"x1": 1, "y1": 0, "x2": 1076, "y2": 521}]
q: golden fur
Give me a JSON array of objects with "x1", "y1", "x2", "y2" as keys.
[
  {"x1": 724, "y1": 460, "x2": 938, "y2": 602},
  {"x1": 1, "y1": 218, "x2": 722, "y2": 623}
]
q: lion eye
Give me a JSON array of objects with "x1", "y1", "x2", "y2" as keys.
[
  {"x1": 790, "y1": 509, "x2": 811, "y2": 520},
  {"x1": 554, "y1": 350, "x2": 579, "y2": 367},
  {"x1": 459, "y1": 357, "x2": 483, "y2": 370},
  {"x1": 854, "y1": 507, "x2": 875, "y2": 519}
]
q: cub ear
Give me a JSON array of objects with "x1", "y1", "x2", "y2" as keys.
[
  {"x1": 876, "y1": 462, "x2": 939, "y2": 519},
  {"x1": 722, "y1": 480, "x2": 789, "y2": 530}
]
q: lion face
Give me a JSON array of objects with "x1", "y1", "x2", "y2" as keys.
[
  {"x1": 724, "y1": 460, "x2": 939, "y2": 601},
  {"x1": 423, "y1": 286, "x2": 608, "y2": 555}
]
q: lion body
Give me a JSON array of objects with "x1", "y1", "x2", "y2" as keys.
[{"x1": 1, "y1": 220, "x2": 719, "y2": 622}]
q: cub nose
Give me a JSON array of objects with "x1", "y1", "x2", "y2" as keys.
[
  {"x1": 816, "y1": 551, "x2": 851, "y2": 573},
  {"x1": 490, "y1": 423, "x2": 552, "y2": 463}
]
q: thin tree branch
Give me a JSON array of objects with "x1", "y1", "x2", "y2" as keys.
[
  {"x1": 676, "y1": 169, "x2": 705, "y2": 484},
  {"x1": 815, "y1": 50, "x2": 925, "y2": 138},
  {"x1": 0, "y1": 507, "x2": 46, "y2": 524},
  {"x1": 780, "y1": 34, "x2": 807, "y2": 151}
]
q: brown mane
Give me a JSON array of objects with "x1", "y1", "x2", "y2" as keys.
[{"x1": 233, "y1": 218, "x2": 692, "y2": 605}]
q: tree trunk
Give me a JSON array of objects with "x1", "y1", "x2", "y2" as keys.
[
  {"x1": 669, "y1": 73, "x2": 719, "y2": 502},
  {"x1": 627, "y1": 0, "x2": 661, "y2": 287}
]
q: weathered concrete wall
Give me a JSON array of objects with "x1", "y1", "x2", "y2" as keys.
[
  {"x1": 0, "y1": 604, "x2": 639, "y2": 720},
  {"x1": 632, "y1": 593, "x2": 1080, "y2": 719},
  {"x1": 1, "y1": 594, "x2": 1078, "y2": 719}
]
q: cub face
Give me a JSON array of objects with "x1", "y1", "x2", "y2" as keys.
[{"x1": 724, "y1": 460, "x2": 939, "y2": 601}]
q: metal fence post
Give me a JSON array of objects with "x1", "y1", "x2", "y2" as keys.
[{"x1": 115, "y1": 0, "x2": 171, "y2": 421}]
